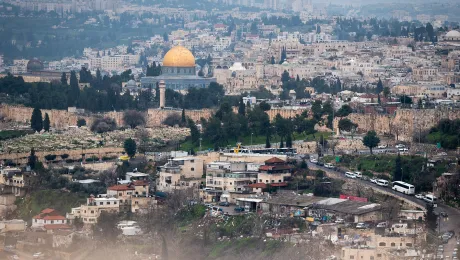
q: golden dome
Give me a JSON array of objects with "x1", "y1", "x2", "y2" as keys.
[{"x1": 163, "y1": 46, "x2": 195, "y2": 67}]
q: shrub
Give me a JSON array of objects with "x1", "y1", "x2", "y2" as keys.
[{"x1": 90, "y1": 117, "x2": 117, "y2": 133}]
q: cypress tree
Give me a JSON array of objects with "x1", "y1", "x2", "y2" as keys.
[
  {"x1": 28, "y1": 148, "x2": 37, "y2": 170},
  {"x1": 393, "y1": 153, "x2": 402, "y2": 181},
  {"x1": 265, "y1": 134, "x2": 271, "y2": 148},
  {"x1": 30, "y1": 108, "x2": 43, "y2": 132},
  {"x1": 68, "y1": 71, "x2": 80, "y2": 106},
  {"x1": 238, "y1": 98, "x2": 246, "y2": 115},
  {"x1": 60, "y1": 72, "x2": 67, "y2": 85},
  {"x1": 43, "y1": 113, "x2": 50, "y2": 132},
  {"x1": 286, "y1": 134, "x2": 292, "y2": 148},
  {"x1": 181, "y1": 109, "x2": 186, "y2": 124}
]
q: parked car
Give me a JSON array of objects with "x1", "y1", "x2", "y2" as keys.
[
  {"x1": 395, "y1": 144, "x2": 405, "y2": 148},
  {"x1": 377, "y1": 144, "x2": 387, "y2": 149},
  {"x1": 218, "y1": 201, "x2": 230, "y2": 207},
  {"x1": 354, "y1": 171, "x2": 362, "y2": 178},
  {"x1": 376, "y1": 222, "x2": 387, "y2": 228},
  {"x1": 370, "y1": 178, "x2": 378, "y2": 184},
  {"x1": 317, "y1": 161, "x2": 324, "y2": 166},
  {"x1": 234, "y1": 206, "x2": 245, "y2": 212},
  {"x1": 345, "y1": 172, "x2": 356, "y2": 179},
  {"x1": 440, "y1": 211, "x2": 448, "y2": 217},
  {"x1": 335, "y1": 218, "x2": 345, "y2": 224},
  {"x1": 310, "y1": 158, "x2": 318, "y2": 163},
  {"x1": 33, "y1": 253, "x2": 44, "y2": 259},
  {"x1": 325, "y1": 163, "x2": 335, "y2": 169},
  {"x1": 415, "y1": 194, "x2": 424, "y2": 199},
  {"x1": 356, "y1": 223, "x2": 369, "y2": 229}
]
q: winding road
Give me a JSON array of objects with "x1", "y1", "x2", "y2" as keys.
[{"x1": 308, "y1": 162, "x2": 460, "y2": 257}]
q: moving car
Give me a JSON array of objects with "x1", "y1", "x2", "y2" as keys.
[
  {"x1": 415, "y1": 194, "x2": 424, "y2": 199},
  {"x1": 440, "y1": 211, "x2": 448, "y2": 218},
  {"x1": 376, "y1": 222, "x2": 387, "y2": 228},
  {"x1": 356, "y1": 223, "x2": 369, "y2": 229},
  {"x1": 345, "y1": 172, "x2": 356, "y2": 179},
  {"x1": 218, "y1": 201, "x2": 230, "y2": 207},
  {"x1": 376, "y1": 179, "x2": 389, "y2": 187},
  {"x1": 325, "y1": 163, "x2": 335, "y2": 169},
  {"x1": 335, "y1": 218, "x2": 345, "y2": 224}
]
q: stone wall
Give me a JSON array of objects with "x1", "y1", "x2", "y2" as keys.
[
  {"x1": 0, "y1": 104, "x2": 308, "y2": 130},
  {"x1": 334, "y1": 108, "x2": 460, "y2": 142}
]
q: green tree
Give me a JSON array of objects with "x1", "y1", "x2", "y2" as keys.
[
  {"x1": 92, "y1": 211, "x2": 121, "y2": 241},
  {"x1": 400, "y1": 95, "x2": 412, "y2": 105},
  {"x1": 279, "y1": 47, "x2": 287, "y2": 64},
  {"x1": 43, "y1": 113, "x2": 50, "y2": 132},
  {"x1": 28, "y1": 148, "x2": 37, "y2": 170},
  {"x1": 68, "y1": 71, "x2": 80, "y2": 106},
  {"x1": 338, "y1": 118, "x2": 357, "y2": 133},
  {"x1": 336, "y1": 104, "x2": 352, "y2": 117},
  {"x1": 376, "y1": 78, "x2": 383, "y2": 93},
  {"x1": 238, "y1": 98, "x2": 246, "y2": 115},
  {"x1": 188, "y1": 119, "x2": 200, "y2": 146},
  {"x1": 77, "y1": 118, "x2": 86, "y2": 127},
  {"x1": 393, "y1": 153, "x2": 402, "y2": 181},
  {"x1": 60, "y1": 72, "x2": 67, "y2": 85},
  {"x1": 281, "y1": 70, "x2": 290, "y2": 84},
  {"x1": 124, "y1": 138, "x2": 137, "y2": 158},
  {"x1": 286, "y1": 133, "x2": 292, "y2": 148},
  {"x1": 363, "y1": 131, "x2": 380, "y2": 155},
  {"x1": 181, "y1": 109, "x2": 186, "y2": 124},
  {"x1": 123, "y1": 110, "x2": 145, "y2": 129},
  {"x1": 259, "y1": 101, "x2": 271, "y2": 111},
  {"x1": 265, "y1": 134, "x2": 271, "y2": 148},
  {"x1": 30, "y1": 108, "x2": 43, "y2": 132}
]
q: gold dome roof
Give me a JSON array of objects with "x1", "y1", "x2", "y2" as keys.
[{"x1": 163, "y1": 46, "x2": 195, "y2": 67}]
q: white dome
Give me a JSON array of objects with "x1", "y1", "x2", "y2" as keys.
[
  {"x1": 229, "y1": 62, "x2": 246, "y2": 71},
  {"x1": 445, "y1": 30, "x2": 460, "y2": 38}
]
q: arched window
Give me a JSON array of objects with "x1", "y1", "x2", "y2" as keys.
[
  {"x1": 390, "y1": 243, "x2": 396, "y2": 247},
  {"x1": 378, "y1": 242, "x2": 386, "y2": 247}
]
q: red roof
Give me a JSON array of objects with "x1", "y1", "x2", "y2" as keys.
[
  {"x1": 259, "y1": 165, "x2": 293, "y2": 171},
  {"x1": 265, "y1": 157, "x2": 286, "y2": 164},
  {"x1": 43, "y1": 215, "x2": 66, "y2": 221},
  {"x1": 259, "y1": 165, "x2": 274, "y2": 171},
  {"x1": 44, "y1": 224, "x2": 71, "y2": 230},
  {"x1": 108, "y1": 184, "x2": 135, "y2": 191},
  {"x1": 248, "y1": 183, "x2": 267, "y2": 189},
  {"x1": 41, "y1": 208, "x2": 56, "y2": 214}
]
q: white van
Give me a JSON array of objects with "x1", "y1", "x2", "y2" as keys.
[
  {"x1": 376, "y1": 179, "x2": 389, "y2": 187},
  {"x1": 423, "y1": 194, "x2": 438, "y2": 207},
  {"x1": 345, "y1": 172, "x2": 356, "y2": 179},
  {"x1": 354, "y1": 172, "x2": 362, "y2": 178}
]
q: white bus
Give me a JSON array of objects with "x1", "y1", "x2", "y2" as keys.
[
  {"x1": 376, "y1": 179, "x2": 389, "y2": 187},
  {"x1": 392, "y1": 181, "x2": 415, "y2": 195}
]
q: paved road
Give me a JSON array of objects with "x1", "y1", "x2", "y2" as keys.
[{"x1": 309, "y1": 162, "x2": 460, "y2": 257}]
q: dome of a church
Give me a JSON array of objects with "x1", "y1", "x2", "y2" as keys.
[
  {"x1": 445, "y1": 30, "x2": 460, "y2": 38},
  {"x1": 163, "y1": 46, "x2": 195, "y2": 67},
  {"x1": 27, "y1": 58, "x2": 44, "y2": 72}
]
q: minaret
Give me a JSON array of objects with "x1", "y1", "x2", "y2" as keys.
[{"x1": 159, "y1": 80, "x2": 166, "y2": 108}]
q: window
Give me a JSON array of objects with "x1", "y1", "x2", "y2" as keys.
[
  {"x1": 135, "y1": 201, "x2": 138, "y2": 204},
  {"x1": 114, "y1": 201, "x2": 117, "y2": 205},
  {"x1": 100, "y1": 202, "x2": 103, "y2": 205},
  {"x1": 91, "y1": 210, "x2": 94, "y2": 214},
  {"x1": 107, "y1": 202, "x2": 111, "y2": 205},
  {"x1": 350, "y1": 256, "x2": 354, "y2": 259},
  {"x1": 378, "y1": 242, "x2": 386, "y2": 247},
  {"x1": 120, "y1": 200, "x2": 123, "y2": 203},
  {"x1": 119, "y1": 193, "x2": 122, "y2": 196},
  {"x1": 370, "y1": 257, "x2": 374, "y2": 260},
  {"x1": 390, "y1": 243, "x2": 395, "y2": 247},
  {"x1": 377, "y1": 254, "x2": 382, "y2": 258},
  {"x1": 51, "y1": 220, "x2": 54, "y2": 224},
  {"x1": 191, "y1": 168, "x2": 194, "y2": 171},
  {"x1": 406, "y1": 243, "x2": 412, "y2": 247}
]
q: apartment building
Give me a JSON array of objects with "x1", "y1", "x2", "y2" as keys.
[
  {"x1": 157, "y1": 157, "x2": 204, "y2": 192},
  {"x1": 67, "y1": 195, "x2": 120, "y2": 224},
  {"x1": 11, "y1": 59, "x2": 29, "y2": 74},
  {"x1": 90, "y1": 54, "x2": 139, "y2": 71},
  {"x1": 258, "y1": 157, "x2": 293, "y2": 184}
]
